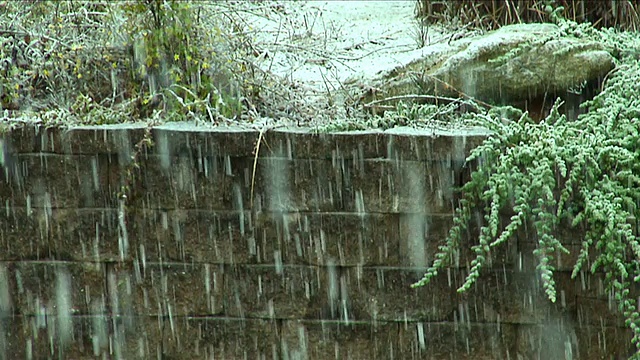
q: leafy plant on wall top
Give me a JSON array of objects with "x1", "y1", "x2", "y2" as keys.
[
  {"x1": 0, "y1": 1, "x2": 250, "y2": 124},
  {"x1": 121, "y1": 0, "x2": 244, "y2": 121},
  {"x1": 412, "y1": 21, "x2": 640, "y2": 355}
]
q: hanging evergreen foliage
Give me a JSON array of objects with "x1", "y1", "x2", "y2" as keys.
[{"x1": 412, "y1": 19, "x2": 640, "y2": 354}]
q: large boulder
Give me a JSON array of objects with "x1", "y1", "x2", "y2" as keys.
[{"x1": 367, "y1": 23, "x2": 615, "y2": 106}]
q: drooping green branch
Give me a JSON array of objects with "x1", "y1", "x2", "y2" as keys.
[{"x1": 413, "y1": 27, "x2": 640, "y2": 355}]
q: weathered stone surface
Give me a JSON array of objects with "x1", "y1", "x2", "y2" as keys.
[
  {"x1": 518, "y1": 241, "x2": 585, "y2": 272},
  {"x1": 0, "y1": 208, "x2": 122, "y2": 261},
  {"x1": 130, "y1": 154, "x2": 243, "y2": 210},
  {"x1": 255, "y1": 211, "x2": 400, "y2": 266},
  {"x1": 253, "y1": 157, "x2": 344, "y2": 212},
  {"x1": 206, "y1": 127, "x2": 488, "y2": 162},
  {"x1": 0, "y1": 207, "x2": 48, "y2": 261},
  {"x1": 3, "y1": 313, "x2": 163, "y2": 359},
  {"x1": 433, "y1": 24, "x2": 614, "y2": 102},
  {"x1": 161, "y1": 316, "x2": 278, "y2": 359},
  {"x1": 0, "y1": 124, "x2": 37, "y2": 153},
  {"x1": 130, "y1": 209, "x2": 254, "y2": 263},
  {"x1": 254, "y1": 157, "x2": 442, "y2": 213},
  {"x1": 0, "y1": 153, "x2": 114, "y2": 208},
  {"x1": 251, "y1": 145, "x2": 476, "y2": 214},
  {"x1": 262, "y1": 128, "x2": 388, "y2": 160},
  {"x1": 224, "y1": 264, "x2": 328, "y2": 319},
  {"x1": 348, "y1": 159, "x2": 428, "y2": 213},
  {"x1": 578, "y1": 271, "x2": 640, "y2": 301},
  {"x1": 461, "y1": 270, "x2": 578, "y2": 324},
  {"x1": 343, "y1": 266, "x2": 457, "y2": 322},
  {"x1": 280, "y1": 319, "x2": 398, "y2": 359},
  {"x1": 152, "y1": 124, "x2": 258, "y2": 158},
  {"x1": 396, "y1": 322, "x2": 517, "y2": 359},
  {"x1": 376, "y1": 23, "x2": 615, "y2": 105},
  {"x1": 109, "y1": 262, "x2": 225, "y2": 317},
  {"x1": 399, "y1": 213, "x2": 518, "y2": 270},
  {"x1": 386, "y1": 126, "x2": 490, "y2": 162},
  {"x1": 517, "y1": 323, "x2": 633, "y2": 360},
  {"x1": 576, "y1": 296, "x2": 624, "y2": 327},
  {"x1": 132, "y1": 210, "x2": 399, "y2": 266},
  {"x1": 34, "y1": 126, "x2": 64, "y2": 153},
  {"x1": 5, "y1": 261, "x2": 104, "y2": 316},
  {"x1": 61, "y1": 123, "x2": 148, "y2": 155},
  {"x1": 1, "y1": 123, "x2": 636, "y2": 358}
]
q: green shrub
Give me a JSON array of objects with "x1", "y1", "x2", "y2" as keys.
[
  {"x1": 0, "y1": 1, "x2": 252, "y2": 124},
  {"x1": 412, "y1": 19, "x2": 640, "y2": 355}
]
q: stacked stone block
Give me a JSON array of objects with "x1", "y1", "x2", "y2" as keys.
[{"x1": 0, "y1": 123, "x2": 632, "y2": 359}]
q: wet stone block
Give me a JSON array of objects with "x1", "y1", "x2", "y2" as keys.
[
  {"x1": 326, "y1": 131, "x2": 390, "y2": 161},
  {"x1": 574, "y1": 271, "x2": 640, "y2": 300},
  {"x1": 383, "y1": 131, "x2": 434, "y2": 162},
  {"x1": 341, "y1": 159, "x2": 428, "y2": 213},
  {"x1": 396, "y1": 322, "x2": 517, "y2": 360},
  {"x1": 3, "y1": 314, "x2": 104, "y2": 359},
  {"x1": 131, "y1": 209, "x2": 254, "y2": 263},
  {"x1": 0, "y1": 207, "x2": 47, "y2": 261},
  {"x1": 5, "y1": 261, "x2": 105, "y2": 316},
  {"x1": 1, "y1": 124, "x2": 37, "y2": 153},
  {"x1": 387, "y1": 129, "x2": 488, "y2": 162},
  {"x1": 110, "y1": 262, "x2": 224, "y2": 317},
  {"x1": 342, "y1": 267, "x2": 457, "y2": 322},
  {"x1": 254, "y1": 157, "x2": 346, "y2": 212},
  {"x1": 573, "y1": 325, "x2": 634, "y2": 360},
  {"x1": 254, "y1": 211, "x2": 400, "y2": 266},
  {"x1": 110, "y1": 314, "x2": 165, "y2": 360},
  {"x1": 247, "y1": 157, "x2": 459, "y2": 214},
  {"x1": 161, "y1": 316, "x2": 278, "y2": 359},
  {"x1": 60, "y1": 124, "x2": 148, "y2": 155},
  {"x1": 5, "y1": 314, "x2": 163, "y2": 359},
  {"x1": 516, "y1": 324, "x2": 633, "y2": 360},
  {"x1": 130, "y1": 154, "x2": 246, "y2": 210},
  {"x1": 224, "y1": 264, "x2": 328, "y2": 320},
  {"x1": 279, "y1": 319, "x2": 398, "y2": 360},
  {"x1": 48, "y1": 208, "x2": 124, "y2": 262},
  {"x1": 514, "y1": 220, "x2": 635, "y2": 274},
  {"x1": 152, "y1": 126, "x2": 259, "y2": 158},
  {"x1": 576, "y1": 296, "x2": 625, "y2": 327},
  {"x1": 423, "y1": 159, "x2": 464, "y2": 212},
  {"x1": 33, "y1": 126, "x2": 64, "y2": 153},
  {"x1": 0, "y1": 153, "x2": 114, "y2": 209},
  {"x1": 399, "y1": 213, "x2": 451, "y2": 270},
  {"x1": 0, "y1": 207, "x2": 123, "y2": 262},
  {"x1": 399, "y1": 214, "x2": 517, "y2": 270},
  {"x1": 460, "y1": 269, "x2": 578, "y2": 324},
  {"x1": 262, "y1": 129, "x2": 389, "y2": 160}
]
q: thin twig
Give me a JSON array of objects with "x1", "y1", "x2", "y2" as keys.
[
  {"x1": 364, "y1": 94, "x2": 489, "y2": 113},
  {"x1": 0, "y1": 29, "x2": 73, "y2": 49},
  {"x1": 249, "y1": 124, "x2": 285, "y2": 209},
  {"x1": 364, "y1": 94, "x2": 462, "y2": 107}
]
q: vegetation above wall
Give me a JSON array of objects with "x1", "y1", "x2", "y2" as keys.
[
  {"x1": 1, "y1": 1, "x2": 637, "y2": 131},
  {"x1": 416, "y1": 0, "x2": 640, "y2": 31},
  {"x1": 0, "y1": 1, "x2": 275, "y2": 126}
]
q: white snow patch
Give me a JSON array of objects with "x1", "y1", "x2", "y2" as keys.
[{"x1": 248, "y1": 1, "x2": 449, "y2": 93}]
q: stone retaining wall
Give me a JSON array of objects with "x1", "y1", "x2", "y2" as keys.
[{"x1": 0, "y1": 123, "x2": 632, "y2": 359}]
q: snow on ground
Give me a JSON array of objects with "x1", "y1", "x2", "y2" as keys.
[{"x1": 244, "y1": 1, "x2": 447, "y2": 99}]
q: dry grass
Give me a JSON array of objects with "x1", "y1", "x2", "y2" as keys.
[
  {"x1": 0, "y1": 1, "x2": 304, "y2": 125},
  {"x1": 416, "y1": 0, "x2": 640, "y2": 31}
]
